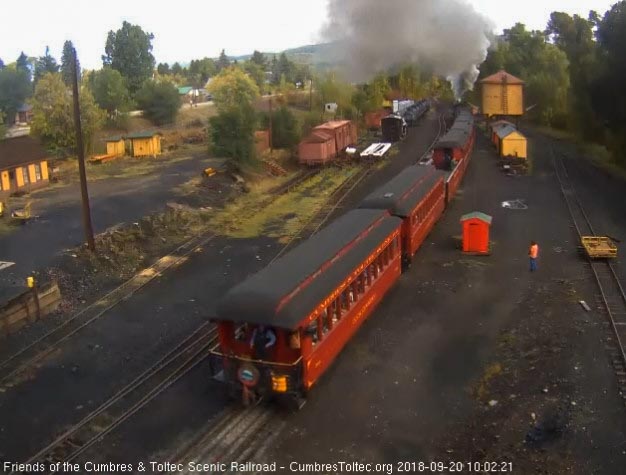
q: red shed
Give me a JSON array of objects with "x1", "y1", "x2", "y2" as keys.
[{"x1": 461, "y1": 212, "x2": 492, "y2": 254}]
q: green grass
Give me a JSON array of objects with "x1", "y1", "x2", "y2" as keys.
[
  {"x1": 530, "y1": 124, "x2": 626, "y2": 181},
  {"x1": 207, "y1": 165, "x2": 362, "y2": 240}
]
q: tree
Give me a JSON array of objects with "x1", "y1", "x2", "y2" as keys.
[
  {"x1": 61, "y1": 41, "x2": 79, "y2": 86},
  {"x1": 250, "y1": 50, "x2": 267, "y2": 69},
  {"x1": 16, "y1": 52, "x2": 32, "y2": 81},
  {"x1": 157, "y1": 63, "x2": 170, "y2": 75},
  {"x1": 30, "y1": 73, "x2": 104, "y2": 153},
  {"x1": 0, "y1": 67, "x2": 32, "y2": 123},
  {"x1": 208, "y1": 67, "x2": 260, "y2": 164},
  {"x1": 135, "y1": 80, "x2": 180, "y2": 125},
  {"x1": 547, "y1": 11, "x2": 601, "y2": 137},
  {"x1": 34, "y1": 46, "x2": 59, "y2": 84},
  {"x1": 243, "y1": 61, "x2": 266, "y2": 93},
  {"x1": 188, "y1": 58, "x2": 216, "y2": 87},
  {"x1": 103, "y1": 21, "x2": 155, "y2": 94},
  {"x1": 592, "y1": 1, "x2": 626, "y2": 164},
  {"x1": 208, "y1": 67, "x2": 260, "y2": 113},
  {"x1": 366, "y1": 74, "x2": 391, "y2": 110},
  {"x1": 171, "y1": 62, "x2": 183, "y2": 76},
  {"x1": 0, "y1": 58, "x2": 4, "y2": 69},
  {"x1": 266, "y1": 106, "x2": 300, "y2": 149},
  {"x1": 216, "y1": 49, "x2": 230, "y2": 72},
  {"x1": 89, "y1": 67, "x2": 131, "y2": 116},
  {"x1": 209, "y1": 105, "x2": 257, "y2": 163}
]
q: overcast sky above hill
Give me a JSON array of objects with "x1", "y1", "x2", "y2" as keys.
[{"x1": 0, "y1": 0, "x2": 615, "y2": 70}]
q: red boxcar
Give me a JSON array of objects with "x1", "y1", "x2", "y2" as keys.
[
  {"x1": 211, "y1": 209, "x2": 403, "y2": 404},
  {"x1": 298, "y1": 130, "x2": 336, "y2": 165},
  {"x1": 299, "y1": 120, "x2": 357, "y2": 166},
  {"x1": 359, "y1": 165, "x2": 446, "y2": 268}
]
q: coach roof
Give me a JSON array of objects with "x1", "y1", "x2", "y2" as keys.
[
  {"x1": 359, "y1": 166, "x2": 445, "y2": 217},
  {"x1": 216, "y1": 209, "x2": 402, "y2": 330}
]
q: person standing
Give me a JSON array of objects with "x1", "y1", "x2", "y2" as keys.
[{"x1": 529, "y1": 241, "x2": 539, "y2": 272}]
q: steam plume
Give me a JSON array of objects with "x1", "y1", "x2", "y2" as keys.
[{"x1": 323, "y1": 0, "x2": 494, "y2": 98}]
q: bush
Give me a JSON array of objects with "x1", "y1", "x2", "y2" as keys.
[
  {"x1": 258, "y1": 106, "x2": 301, "y2": 149},
  {"x1": 135, "y1": 81, "x2": 180, "y2": 125},
  {"x1": 209, "y1": 105, "x2": 257, "y2": 164}
]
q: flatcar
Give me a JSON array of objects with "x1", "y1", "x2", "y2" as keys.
[
  {"x1": 359, "y1": 166, "x2": 446, "y2": 269},
  {"x1": 210, "y1": 209, "x2": 403, "y2": 405}
]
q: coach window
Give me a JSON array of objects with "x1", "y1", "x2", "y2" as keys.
[
  {"x1": 325, "y1": 308, "x2": 333, "y2": 331},
  {"x1": 317, "y1": 316, "x2": 324, "y2": 341}
]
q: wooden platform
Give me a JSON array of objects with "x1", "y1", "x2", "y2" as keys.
[
  {"x1": 89, "y1": 154, "x2": 119, "y2": 164},
  {"x1": 582, "y1": 236, "x2": 618, "y2": 259}
]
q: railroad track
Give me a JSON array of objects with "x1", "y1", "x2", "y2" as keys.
[
  {"x1": 417, "y1": 111, "x2": 446, "y2": 164},
  {"x1": 17, "y1": 323, "x2": 218, "y2": 470},
  {"x1": 269, "y1": 164, "x2": 374, "y2": 264},
  {"x1": 269, "y1": 169, "x2": 320, "y2": 195},
  {"x1": 552, "y1": 149, "x2": 626, "y2": 406},
  {"x1": 172, "y1": 404, "x2": 287, "y2": 475},
  {"x1": 0, "y1": 232, "x2": 217, "y2": 390}
]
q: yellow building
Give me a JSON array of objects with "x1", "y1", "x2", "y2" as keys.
[
  {"x1": 480, "y1": 70, "x2": 525, "y2": 117},
  {"x1": 496, "y1": 126, "x2": 527, "y2": 159},
  {"x1": 127, "y1": 131, "x2": 162, "y2": 158},
  {"x1": 0, "y1": 136, "x2": 50, "y2": 199},
  {"x1": 105, "y1": 137, "x2": 126, "y2": 157}
]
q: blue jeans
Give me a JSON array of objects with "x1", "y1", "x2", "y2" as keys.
[{"x1": 530, "y1": 258, "x2": 537, "y2": 272}]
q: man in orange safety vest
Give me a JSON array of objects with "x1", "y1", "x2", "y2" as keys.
[{"x1": 529, "y1": 241, "x2": 539, "y2": 272}]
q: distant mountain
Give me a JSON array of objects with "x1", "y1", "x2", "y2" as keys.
[{"x1": 229, "y1": 43, "x2": 335, "y2": 65}]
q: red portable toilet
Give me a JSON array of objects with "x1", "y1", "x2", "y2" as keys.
[{"x1": 461, "y1": 212, "x2": 492, "y2": 254}]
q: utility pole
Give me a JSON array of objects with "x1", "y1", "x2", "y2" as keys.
[
  {"x1": 268, "y1": 93, "x2": 273, "y2": 152},
  {"x1": 71, "y1": 46, "x2": 95, "y2": 252}
]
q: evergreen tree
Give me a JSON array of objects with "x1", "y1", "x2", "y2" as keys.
[
  {"x1": 16, "y1": 52, "x2": 32, "y2": 82},
  {"x1": 250, "y1": 50, "x2": 267, "y2": 68},
  {"x1": 102, "y1": 21, "x2": 156, "y2": 94},
  {"x1": 157, "y1": 63, "x2": 170, "y2": 75},
  {"x1": 217, "y1": 49, "x2": 230, "y2": 71},
  {"x1": 34, "y1": 46, "x2": 60, "y2": 84},
  {"x1": 171, "y1": 62, "x2": 183, "y2": 76},
  {"x1": 61, "y1": 41, "x2": 79, "y2": 86}
]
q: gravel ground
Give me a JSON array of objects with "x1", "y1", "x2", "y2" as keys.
[{"x1": 256, "y1": 130, "x2": 626, "y2": 473}]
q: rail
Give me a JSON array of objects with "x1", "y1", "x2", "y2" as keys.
[
  {"x1": 18, "y1": 323, "x2": 218, "y2": 470},
  {"x1": 0, "y1": 232, "x2": 216, "y2": 389},
  {"x1": 551, "y1": 148, "x2": 626, "y2": 396}
]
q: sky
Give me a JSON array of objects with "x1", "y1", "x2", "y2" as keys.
[{"x1": 0, "y1": 0, "x2": 617, "y2": 70}]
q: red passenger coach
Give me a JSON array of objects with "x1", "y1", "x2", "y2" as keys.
[
  {"x1": 359, "y1": 166, "x2": 446, "y2": 268},
  {"x1": 433, "y1": 109, "x2": 476, "y2": 204},
  {"x1": 211, "y1": 209, "x2": 403, "y2": 404}
]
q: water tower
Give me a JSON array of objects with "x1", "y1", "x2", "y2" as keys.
[{"x1": 479, "y1": 70, "x2": 524, "y2": 119}]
